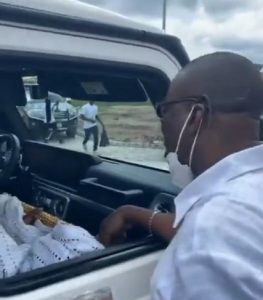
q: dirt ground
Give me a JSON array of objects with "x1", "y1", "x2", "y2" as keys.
[{"x1": 51, "y1": 136, "x2": 168, "y2": 170}]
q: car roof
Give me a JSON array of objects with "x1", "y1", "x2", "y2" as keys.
[
  {"x1": 0, "y1": 0, "x2": 162, "y2": 33},
  {"x1": 0, "y1": 0, "x2": 189, "y2": 67}
]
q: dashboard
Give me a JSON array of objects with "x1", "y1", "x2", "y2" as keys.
[{"x1": 32, "y1": 183, "x2": 71, "y2": 219}]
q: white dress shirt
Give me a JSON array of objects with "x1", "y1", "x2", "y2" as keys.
[{"x1": 151, "y1": 144, "x2": 263, "y2": 300}]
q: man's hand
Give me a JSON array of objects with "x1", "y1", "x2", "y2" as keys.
[
  {"x1": 98, "y1": 207, "x2": 131, "y2": 246},
  {"x1": 98, "y1": 205, "x2": 176, "y2": 247}
]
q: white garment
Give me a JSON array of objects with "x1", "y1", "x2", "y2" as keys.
[
  {"x1": 0, "y1": 194, "x2": 104, "y2": 278},
  {"x1": 81, "y1": 103, "x2": 98, "y2": 129},
  {"x1": 151, "y1": 144, "x2": 263, "y2": 300}
]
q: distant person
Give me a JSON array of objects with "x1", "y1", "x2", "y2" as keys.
[
  {"x1": 52, "y1": 100, "x2": 60, "y2": 113},
  {"x1": 80, "y1": 101, "x2": 99, "y2": 153}
]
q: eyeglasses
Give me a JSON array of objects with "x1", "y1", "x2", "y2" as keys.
[{"x1": 155, "y1": 95, "x2": 208, "y2": 119}]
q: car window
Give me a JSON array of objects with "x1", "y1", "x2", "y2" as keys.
[{"x1": 19, "y1": 76, "x2": 168, "y2": 170}]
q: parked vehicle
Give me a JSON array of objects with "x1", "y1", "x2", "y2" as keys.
[
  {"x1": 23, "y1": 85, "x2": 78, "y2": 139},
  {"x1": 0, "y1": 0, "x2": 189, "y2": 299}
]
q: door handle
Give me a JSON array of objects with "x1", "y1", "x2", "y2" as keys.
[{"x1": 73, "y1": 287, "x2": 113, "y2": 300}]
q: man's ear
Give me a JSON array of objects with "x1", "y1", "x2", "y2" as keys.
[{"x1": 188, "y1": 104, "x2": 205, "y2": 136}]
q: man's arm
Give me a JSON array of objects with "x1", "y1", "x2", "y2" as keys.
[
  {"x1": 96, "y1": 115, "x2": 102, "y2": 124},
  {"x1": 80, "y1": 114, "x2": 96, "y2": 123},
  {"x1": 123, "y1": 206, "x2": 175, "y2": 240},
  {"x1": 99, "y1": 205, "x2": 175, "y2": 246}
]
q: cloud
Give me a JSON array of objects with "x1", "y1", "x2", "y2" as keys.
[
  {"x1": 79, "y1": 0, "x2": 263, "y2": 63},
  {"x1": 80, "y1": 0, "x2": 197, "y2": 21},
  {"x1": 80, "y1": 0, "x2": 163, "y2": 18},
  {"x1": 212, "y1": 38, "x2": 263, "y2": 62},
  {"x1": 190, "y1": 7, "x2": 263, "y2": 61},
  {"x1": 203, "y1": 0, "x2": 252, "y2": 19},
  {"x1": 175, "y1": 0, "x2": 197, "y2": 10}
]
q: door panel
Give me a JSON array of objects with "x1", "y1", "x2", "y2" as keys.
[
  {"x1": 22, "y1": 141, "x2": 180, "y2": 209},
  {"x1": 81, "y1": 160, "x2": 180, "y2": 208},
  {"x1": 5, "y1": 252, "x2": 162, "y2": 300}
]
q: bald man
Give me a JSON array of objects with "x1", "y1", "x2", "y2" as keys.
[{"x1": 99, "y1": 52, "x2": 263, "y2": 300}]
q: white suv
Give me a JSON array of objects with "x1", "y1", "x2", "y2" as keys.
[{"x1": 0, "y1": 1, "x2": 189, "y2": 299}]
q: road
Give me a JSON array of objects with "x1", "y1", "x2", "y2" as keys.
[{"x1": 51, "y1": 136, "x2": 168, "y2": 170}]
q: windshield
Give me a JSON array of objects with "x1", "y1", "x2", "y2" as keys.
[
  {"x1": 26, "y1": 102, "x2": 44, "y2": 109},
  {"x1": 27, "y1": 101, "x2": 69, "y2": 109}
]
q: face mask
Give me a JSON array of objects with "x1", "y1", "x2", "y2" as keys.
[
  {"x1": 167, "y1": 105, "x2": 203, "y2": 189},
  {"x1": 167, "y1": 152, "x2": 193, "y2": 189}
]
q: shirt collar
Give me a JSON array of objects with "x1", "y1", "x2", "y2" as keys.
[{"x1": 173, "y1": 144, "x2": 263, "y2": 228}]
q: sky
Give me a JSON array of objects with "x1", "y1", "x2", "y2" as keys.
[{"x1": 79, "y1": 0, "x2": 263, "y2": 64}]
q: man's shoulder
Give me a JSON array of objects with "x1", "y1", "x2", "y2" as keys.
[
  {"x1": 204, "y1": 170, "x2": 263, "y2": 211},
  {"x1": 217, "y1": 170, "x2": 263, "y2": 207},
  {"x1": 199, "y1": 173, "x2": 263, "y2": 227}
]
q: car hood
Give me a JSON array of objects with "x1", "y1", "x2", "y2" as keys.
[{"x1": 25, "y1": 102, "x2": 78, "y2": 121}]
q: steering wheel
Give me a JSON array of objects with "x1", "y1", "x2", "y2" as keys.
[
  {"x1": 149, "y1": 193, "x2": 175, "y2": 214},
  {"x1": 0, "y1": 134, "x2": 20, "y2": 183}
]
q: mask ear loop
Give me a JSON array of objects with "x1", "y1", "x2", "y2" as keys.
[
  {"x1": 189, "y1": 118, "x2": 203, "y2": 167},
  {"x1": 175, "y1": 105, "x2": 196, "y2": 154}
]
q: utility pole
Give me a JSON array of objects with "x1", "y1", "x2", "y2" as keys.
[{"x1": 162, "y1": 0, "x2": 167, "y2": 31}]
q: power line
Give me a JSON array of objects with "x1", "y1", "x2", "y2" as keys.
[{"x1": 162, "y1": 0, "x2": 167, "y2": 31}]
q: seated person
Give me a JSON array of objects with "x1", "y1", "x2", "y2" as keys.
[
  {"x1": 99, "y1": 53, "x2": 263, "y2": 300},
  {"x1": 0, "y1": 194, "x2": 104, "y2": 278}
]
